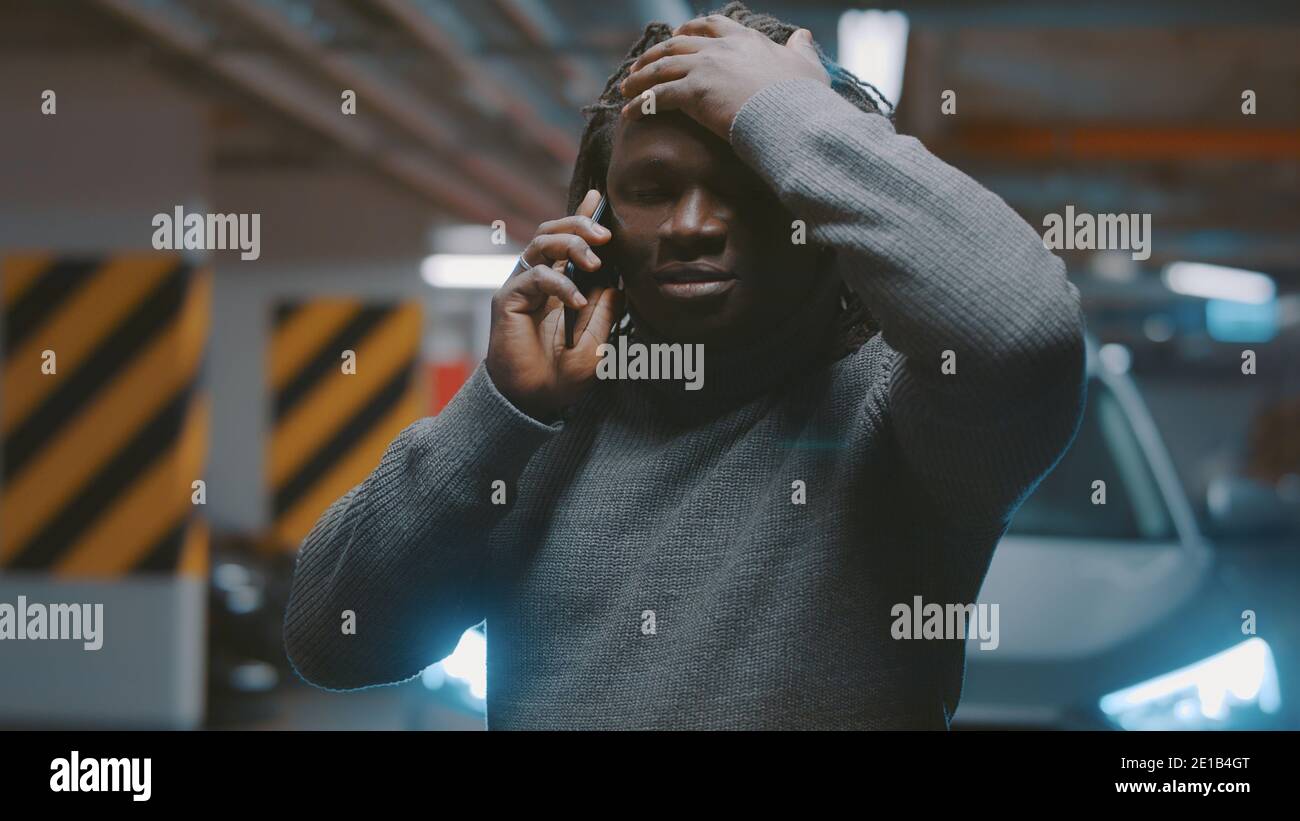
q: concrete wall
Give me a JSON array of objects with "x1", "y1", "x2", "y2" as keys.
[
  {"x1": 209, "y1": 169, "x2": 438, "y2": 533},
  {"x1": 0, "y1": 55, "x2": 210, "y2": 727},
  {"x1": 0, "y1": 53, "x2": 499, "y2": 535}
]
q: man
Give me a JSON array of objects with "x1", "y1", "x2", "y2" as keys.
[{"x1": 283, "y1": 2, "x2": 1086, "y2": 729}]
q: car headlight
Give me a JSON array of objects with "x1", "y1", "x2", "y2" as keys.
[{"x1": 1100, "y1": 638, "x2": 1281, "y2": 730}]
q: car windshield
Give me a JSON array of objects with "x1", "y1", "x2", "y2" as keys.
[{"x1": 1008, "y1": 378, "x2": 1176, "y2": 541}]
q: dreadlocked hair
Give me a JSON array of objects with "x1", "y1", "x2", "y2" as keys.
[{"x1": 566, "y1": 1, "x2": 893, "y2": 360}]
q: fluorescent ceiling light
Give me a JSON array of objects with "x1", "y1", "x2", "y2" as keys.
[
  {"x1": 421, "y1": 254, "x2": 518, "y2": 289},
  {"x1": 837, "y1": 9, "x2": 909, "y2": 106},
  {"x1": 1162, "y1": 261, "x2": 1276, "y2": 305}
]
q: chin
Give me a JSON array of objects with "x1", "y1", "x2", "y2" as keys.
[{"x1": 673, "y1": 318, "x2": 755, "y2": 347}]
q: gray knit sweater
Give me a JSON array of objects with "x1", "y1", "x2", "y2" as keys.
[{"x1": 282, "y1": 78, "x2": 1087, "y2": 729}]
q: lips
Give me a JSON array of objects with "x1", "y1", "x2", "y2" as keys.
[
  {"x1": 652, "y1": 263, "x2": 736, "y2": 302},
  {"x1": 653, "y1": 262, "x2": 734, "y2": 283}
]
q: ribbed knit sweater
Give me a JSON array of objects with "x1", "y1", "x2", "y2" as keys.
[{"x1": 283, "y1": 78, "x2": 1087, "y2": 729}]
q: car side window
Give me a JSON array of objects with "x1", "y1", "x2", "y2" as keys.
[{"x1": 1008, "y1": 378, "x2": 1176, "y2": 541}]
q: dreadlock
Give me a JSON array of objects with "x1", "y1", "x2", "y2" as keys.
[{"x1": 566, "y1": 1, "x2": 893, "y2": 359}]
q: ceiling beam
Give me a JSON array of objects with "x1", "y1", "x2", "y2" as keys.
[
  {"x1": 371, "y1": 0, "x2": 577, "y2": 167},
  {"x1": 491, "y1": 0, "x2": 611, "y2": 106},
  {"x1": 92, "y1": 0, "x2": 539, "y2": 236},
  {"x1": 219, "y1": 0, "x2": 560, "y2": 223}
]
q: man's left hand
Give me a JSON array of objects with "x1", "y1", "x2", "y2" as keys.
[{"x1": 619, "y1": 15, "x2": 830, "y2": 141}]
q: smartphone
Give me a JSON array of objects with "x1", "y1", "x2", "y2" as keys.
[{"x1": 563, "y1": 194, "x2": 617, "y2": 348}]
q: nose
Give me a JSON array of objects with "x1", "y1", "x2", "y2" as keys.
[{"x1": 660, "y1": 187, "x2": 728, "y2": 257}]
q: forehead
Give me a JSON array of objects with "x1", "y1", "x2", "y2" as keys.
[{"x1": 607, "y1": 111, "x2": 738, "y2": 177}]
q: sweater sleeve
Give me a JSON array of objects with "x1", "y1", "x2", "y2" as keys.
[
  {"x1": 729, "y1": 78, "x2": 1087, "y2": 528},
  {"x1": 282, "y1": 360, "x2": 561, "y2": 690}
]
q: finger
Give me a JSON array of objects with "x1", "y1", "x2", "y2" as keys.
[
  {"x1": 521, "y1": 188, "x2": 607, "y2": 269},
  {"x1": 620, "y1": 79, "x2": 692, "y2": 121},
  {"x1": 561, "y1": 191, "x2": 604, "y2": 276},
  {"x1": 498, "y1": 265, "x2": 588, "y2": 315},
  {"x1": 674, "y1": 14, "x2": 746, "y2": 38},
  {"x1": 576, "y1": 187, "x2": 601, "y2": 219},
  {"x1": 628, "y1": 34, "x2": 709, "y2": 75},
  {"x1": 560, "y1": 190, "x2": 606, "y2": 274},
  {"x1": 520, "y1": 232, "x2": 604, "y2": 273},
  {"x1": 574, "y1": 286, "x2": 625, "y2": 348},
  {"x1": 528, "y1": 214, "x2": 611, "y2": 250},
  {"x1": 621, "y1": 54, "x2": 692, "y2": 104}
]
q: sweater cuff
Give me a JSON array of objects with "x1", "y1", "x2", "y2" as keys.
[
  {"x1": 431, "y1": 360, "x2": 563, "y2": 467},
  {"x1": 729, "y1": 77, "x2": 895, "y2": 167}
]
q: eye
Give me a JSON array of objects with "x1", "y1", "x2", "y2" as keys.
[{"x1": 629, "y1": 186, "x2": 671, "y2": 204}]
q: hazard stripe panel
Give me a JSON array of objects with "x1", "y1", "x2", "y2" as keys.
[
  {"x1": 1, "y1": 254, "x2": 210, "y2": 577},
  {"x1": 266, "y1": 299, "x2": 425, "y2": 550}
]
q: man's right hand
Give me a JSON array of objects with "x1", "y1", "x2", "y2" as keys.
[{"x1": 486, "y1": 188, "x2": 624, "y2": 422}]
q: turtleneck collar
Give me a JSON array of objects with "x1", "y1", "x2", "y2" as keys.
[{"x1": 618, "y1": 270, "x2": 843, "y2": 425}]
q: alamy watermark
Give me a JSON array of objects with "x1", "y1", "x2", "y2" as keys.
[
  {"x1": 152, "y1": 205, "x2": 261, "y2": 260},
  {"x1": 891, "y1": 595, "x2": 999, "y2": 651},
  {"x1": 50, "y1": 751, "x2": 150, "y2": 801},
  {"x1": 596, "y1": 335, "x2": 704, "y2": 390},
  {"x1": 0, "y1": 595, "x2": 103, "y2": 650},
  {"x1": 1042, "y1": 205, "x2": 1151, "y2": 261}
]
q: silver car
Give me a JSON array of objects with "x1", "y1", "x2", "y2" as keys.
[{"x1": 958, "y1": 339, "x2": 1297, "y2": 730}]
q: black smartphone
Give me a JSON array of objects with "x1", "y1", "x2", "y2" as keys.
[{"x1": 563, "y1": 194, "x2": 617, "y2": 348}]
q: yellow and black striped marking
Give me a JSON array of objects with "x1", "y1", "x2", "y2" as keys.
[
  {"x1": 267, "y1": 299, "x2": 423, "y2": 550},
  {"x1": 1, "y1": 253, "x2": 210, "y2": 577}
]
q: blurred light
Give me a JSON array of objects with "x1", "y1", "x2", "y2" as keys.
[
  {"x1": 1162, "y1": 261, "x2": 1276, "y2": 304},
  {"x1": 214, "y1": 563, "x2": 263, "y2": 615},
  {"x1": 229, "y1": 661, "x2": 279, "y2": 693},
  {"x1": 1089, "y1": 250, "x2": 1138, "y2": 283},
  {"x1": 837, "y1": 10, "x2": 909, "y2": 106},
  {"x1": 1098, "y1": 342, "x2": 1131, "y2": 374},
  {"x1": 1099, "y1": 638, "x2": 1281, "y2": 730},
  {"x1": 1206, "y1": 298, "x2": 1277, "y2": 343},
  {"x1": 421, "y1": 254, "x2": 517, "y2": 289},
  {"x1": 429, "y1": 223, "x2": 519, "y2": 255},
  {"x1": 213, "y1": 562, "x2": 252, "y2": 592},
  {"x1": 422, "y1": 627, "x2": 487, "y2": 702},
  {"x1": 1206, "y1": 477, "x2": 1234, "y2": 521},
  {"x1": 226, "y1": 585, "x2": 262, "y2": 615},
  {"x1": 1142, "y1": 314, "x2": 1175, "y2": 343}
]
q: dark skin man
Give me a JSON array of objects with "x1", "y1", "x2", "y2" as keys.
[
  {"x1": 487, "y1": 18, "x2": 834, "y2": 421},
  {"x1": 283, "y1": 6, "x2": 1087, "y2": 729}
]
